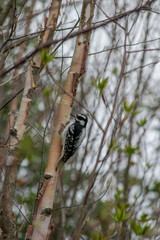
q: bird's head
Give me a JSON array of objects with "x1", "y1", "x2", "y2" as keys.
[{"x1": 75, "y1": 114, "x2": 88, "y2": 127}]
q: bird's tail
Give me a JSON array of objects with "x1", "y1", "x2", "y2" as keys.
[{"x1": 56, "y1": 158, "x2": 65, "y2": 171}]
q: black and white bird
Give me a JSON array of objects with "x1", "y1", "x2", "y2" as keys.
[{"x1": 56, "y1": 114, "x2": 88, "y2": 170}]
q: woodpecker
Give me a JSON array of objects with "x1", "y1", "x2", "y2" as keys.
[{"x1": 56, "y1": 114, "x2": 88, "y2": 170}]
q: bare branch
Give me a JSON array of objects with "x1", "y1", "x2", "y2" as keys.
[{"x1": 0, "y1": 1, "x2": 156, "y2": 78}]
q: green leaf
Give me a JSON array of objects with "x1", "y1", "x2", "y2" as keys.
[
  {"x1": 111, "y1": 205, "x2": 129, "y2": 223},
  {"x1": 40, "y1": 49, "x2": 57, "y2": 65},
  {"x1": 146, "y1": 162, "x2": 152, "y2": 169},
  {"x1": 136, "y1": 118, "x2": 147, "y2": 127},
  {"x1": 98, "y1": 77, "x2": 108, "y2": 94},
  {"x1": 128, "y1": 177, "x2": 139, "y2": 186},
  {"x1": 152, "y1": 181, "x2": 160, "y2": 192},
  {"x1": 140, "y1": 213, "x2": 151, "y2": 222},
  {"x1": 43, "y1": 88, "x2": 52, "y2": 97},
  {"x1": 108, "y1": 138, "x2": 119, "y2": 151},
  {"x1": 91, "y1": 76, "x2": 97, "y2": 87},
  {"x1": 130, "y1": 219, "x2": 150, "y2": 236},
  {"x1": 131, "y1": 109, "x2": 142, "y2": 116},
  {"x1": 112, "y1": 67, "x2": 118, "y2": 75},
  {"x1": 91, "y1": 76, "x2": 108, "y2": 94},
  {"x1": 110, "y1": 212, "x2": 119, "y2": 223},
  {"x1": 124, "y1": 145, "x2": 139, "y2": 155},
  {"x1": 91, "y1": 231, "x2": 104, "y2": 240},
  {"x1": 124, "y1": 100, "x2": 136, "y2": 112},
  {"x1": 114, "y1": 188, "x2": 124, "y2": 202}
]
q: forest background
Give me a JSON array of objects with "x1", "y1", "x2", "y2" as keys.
[{"x1": 0, "y1": 0, "x2": 160, "y2": 239}]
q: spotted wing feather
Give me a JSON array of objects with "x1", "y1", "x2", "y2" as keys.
[{"x1": 60, "y1": 121, "x2": 86, "y2": 163}]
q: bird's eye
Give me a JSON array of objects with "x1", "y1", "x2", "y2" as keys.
[
  {"x1": 77, "y1": 115, "x2": 87, "y2": 121},
  {"x1": 78, "y1": 117, "x2": 85, "y2": 121}
]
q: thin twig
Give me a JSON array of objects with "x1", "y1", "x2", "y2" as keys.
[
  {"x1": 53, "y1": 178, "x2": 111, "y2": 212},
  {"x1": 47, "y1": 68, "x2": 104, "y2": 132},
  {"x1": 13, "y1": 200, "x2": 31, "y2": 224},
  {"x1": 0, "y1": 87, "x2": 24, "y2": 111},
  {"x1": 0, "y1": 1, "x2": 155, "y2": 78},
  {"x1": 33, "y1": 105, "x2": 54, "y2": 215},
  {"x1": 124, "y1": 58, "x2": 160, "y2": 75}
]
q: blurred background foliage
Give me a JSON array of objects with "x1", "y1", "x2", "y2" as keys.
[{"x1": 0, "y1": 0, "x2": 160, "y2": 239}]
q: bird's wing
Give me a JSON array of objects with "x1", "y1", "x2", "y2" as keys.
[
  {"x1": 75, "y1": 127, "x2": 86, "y2": 148},
  {"x1": 61, "y1": 121, "x2": 74, "y2": 146}
]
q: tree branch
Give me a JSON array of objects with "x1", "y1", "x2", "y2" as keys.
[{"x1": 0, "y1": 0, "x2": 156, "y2": 78}]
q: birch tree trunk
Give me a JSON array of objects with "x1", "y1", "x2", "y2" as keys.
[
  {"x1": 0, "y1": 1, "x2": 61, "y2": 239},
  {"x1": 30, "y1": 1, "x2": 96, "y2": 239},
  {"x1": 0, "y1": 64, "x2": 35, "y2": 240}
]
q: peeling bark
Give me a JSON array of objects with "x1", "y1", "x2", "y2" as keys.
[
  {"x1": 30, "y1": 1, "x2": 96, "y2": 239},
  {"x1": 24, "y1": 1, "x2": 62, "y2": 239},
  {"x1": 0, "y1": 0, "x2": 63, "y2": 238},
  {"x1": 0, "y1": 64, "x2": 35, "y2": 240}
]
